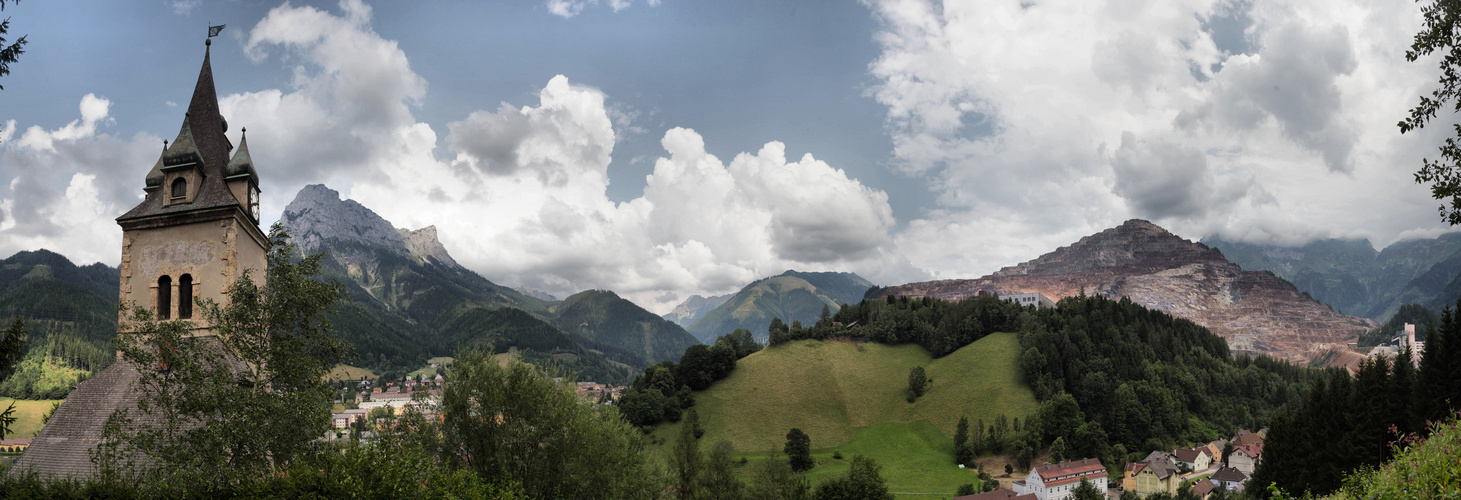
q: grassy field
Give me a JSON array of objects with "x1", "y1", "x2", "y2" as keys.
[
  {"x1": 0, "y1": 398, "x2": 64, "y2": 439},
  {"x1": 325, "y1": 364, "x2": 378, "y2": 381},
  {"x1": 408, "y1": 357, "x2": 455, "y2": 379},
  {"x1": 650, "y1": 333, "x2": 1037, "y2": 497}
]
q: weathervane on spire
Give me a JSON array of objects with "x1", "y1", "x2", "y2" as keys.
[{"x1": 206, "y1": 23, "x2": 224, "y2": 46}]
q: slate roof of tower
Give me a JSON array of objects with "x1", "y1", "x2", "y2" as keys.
[
  {"x1": 6, "y1": 338, "x2": 253, "y2": 480},
  {"x1": 225, "y1": 129, "x2": 259, "y2": 184},
  {"x1": 4, "y1": 361, "x2": 147, "y2": 479},
  {"x1": 118, "y1": 42, "x2": 245, "y2": 222}
]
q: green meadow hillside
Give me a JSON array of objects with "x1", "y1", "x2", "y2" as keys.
[
  {"x1": 653, "y1": 332, "x2": 1035, "y2": 453},
  {"x1": 648, "y1": 333, "x2": 1034, "y2": 495}
]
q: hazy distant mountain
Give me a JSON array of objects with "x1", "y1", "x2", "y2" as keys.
[
  {"x1": 552, "y1": 290, "x2": 701, "y2": 366},
  {"x1": 0, "y1": 250, "x2": 118, "y2": 398},
  {"x1": 1202, "y1": 233, "x2": 1461, "y2": 321},
  {"x1": 880, "y1": 220, "x2": 1371, "y2": 364},
  {"x1": 513, "y1": 286, "x2": 559, "y2": 302},
  {"x1": 662, "y1": 293, "x2": 732, "y2": 327},
  {"x1": 281, "y1": 184, "x2": 691, "y2": 382},
  {"x1": 686, "y1": 270, "x2": 874, "y2": 343}
]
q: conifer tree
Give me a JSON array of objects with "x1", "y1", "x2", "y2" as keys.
[{"x1": 954, "y1": 416, "x2": 972, "y2": 465}]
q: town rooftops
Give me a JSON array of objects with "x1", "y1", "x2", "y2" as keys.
[
  {"x1": 1145, "y1": 450, "x2": 1175, "y2": 464},
  {"x1": 952, "y1": 490, "x2": 1037, "y2": 500},
  {"x1": 1173, "y1": 447, "x2": 1210, "y2": 463},
  {"x1": 1234, "y1": 442, "x2": 1263, "y2": 458},
  {"x1": 1193, "y1": 479, "x2": 1216, "y2": 497},
  {"x1": 1033, "y1": 458, "x2": 1107, "y2": 487},
  {"x1": 1128, "y1": 459, "x2": 1178, "y2": 479},
  {"x1": 1233, "y1": 429, "x2": 1263, "y2": 447}
]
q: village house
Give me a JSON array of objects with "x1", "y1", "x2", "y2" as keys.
[
  {"x1": 1192, "y1": 478, "x2": 1217, "y2": 499},
  {"x1": 1172, "y1": 446, "x2": 1213, "y2": 471},
  {"x1": 1003, "y1": 292, "x2": 1057, "y2": 309},
  {"x1": 1210, "y1": 465, "x2": 1248, "y2": 491},
  {"x1": 1124, "y1": 459, "x2": 1179, "y2": 496},
  {"x1": 1205, "y1": 439, "x2": 1228, "y2": 462},
  {"x1": 1012, "y1": 458, "x2": 1108, "y2": 500},
  {"x1": 330, "y1": 409, "x2": 367, "y2": 430},
  {"x1": 1143, "y1": 450, "x2": 1177, "y2": 466},
  {"x1": 1229, "y1": 443, "x2": 1262, "y2": 475}
]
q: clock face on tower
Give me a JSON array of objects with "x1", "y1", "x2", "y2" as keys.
[{"x1": 249, "y1": 185, "x2": 260, "y2": 222}]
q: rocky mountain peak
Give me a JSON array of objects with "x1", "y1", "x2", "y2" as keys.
[
  {"x1": 282, "y1": 185, "x2": 462, "y2": 269},
  {"x1": 880, "y1": 219, "x2": 1370, "y2": 364},
  {"x1": 397, "y1": 225, "x2": 459, "y2": 268},
  {"x1": 281, "y1": 184, "x2": 409, "y2": 255},
  {"x1": 993, "y1": 219, "x2": 1222, "y2": 278}
]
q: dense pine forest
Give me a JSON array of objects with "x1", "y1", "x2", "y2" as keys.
[{"x1": 1250, "y1": 302, "x2": 1461, "y2": 498}]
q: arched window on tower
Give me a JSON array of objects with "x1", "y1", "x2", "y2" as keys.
[
  {"x1": 171, "y1": 177, "x2": 187, "y2": 200},
  {"x1": 178, "y1": 274, "x2": 193, "y2": 319},
  {"x1": 157, "y1": 275, "x2": 172, "y2": 319}
]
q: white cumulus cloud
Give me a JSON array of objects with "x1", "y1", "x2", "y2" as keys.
[{"x1": 865, "y1": 0, "x2": 1459, "y2": 277}]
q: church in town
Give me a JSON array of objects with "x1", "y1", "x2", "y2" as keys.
[{"x1": 7, "y1": 37, "x2": 268, "y2": 479}]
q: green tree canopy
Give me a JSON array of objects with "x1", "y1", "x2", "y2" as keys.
[
  {"x1": 785, "y1": 428, "x2": 814, "y2": 472},
  {"x1": 97, "y1": 224, "x2": 352, "y2": 483},
  {"x1": 908, "y1": 365, "x2": 929, "y2": 399},
  {"x1": 811, "y1": 455, "x2": 893, "y2": 500},
  {"x1": 1402, "y1": 0, "x2": 1461, "y2": 224}
]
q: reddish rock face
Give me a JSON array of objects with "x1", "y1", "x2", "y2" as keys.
[{"x1": 881, "y1": 219, "x2": 1370, "y2": 364}]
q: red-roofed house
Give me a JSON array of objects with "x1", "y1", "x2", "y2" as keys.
[
  {"x1": 1012, "y1": 458, "x2": 1108, "y2": 500},
  {"x1": 953, "y1": 490, "x2": 1037, "y2": 500},
  {"x1": 1229, "y1": 442, "x2": 1262, "y2": 475}
]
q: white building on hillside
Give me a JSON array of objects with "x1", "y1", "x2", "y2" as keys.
[
  {"x1": 1012, "y1": 458, "x2": 1108, "y2": 500},
  {"x1": 1004, "y1": 292, "x2": 1056, "y2": 309},
  {"x1": 1400, "y1": 323, "x2": 1425, "y2": 367}
]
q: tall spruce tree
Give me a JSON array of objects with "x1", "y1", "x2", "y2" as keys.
[{"x1": 954, "y1": 416, "x2": 972, "y2": 465}]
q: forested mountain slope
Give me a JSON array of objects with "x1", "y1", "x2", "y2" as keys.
[
  {"x1": 0, "y1": 250, "x2": 118, "y2": 398},
  {"x1": 281, "y1": 184, "x2": 690, "y2": 382}
]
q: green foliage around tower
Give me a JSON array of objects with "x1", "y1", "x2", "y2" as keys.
[{"x1": 95, "y1": 224, "x2": 354, "y2": 485}]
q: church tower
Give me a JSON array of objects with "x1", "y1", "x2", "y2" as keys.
[
  {"x1": 5, "y1": 39, "x2": 267, "y2": 480},
  {"x1": 116, "y1": 38, "x2": 267, "y2": 330}
]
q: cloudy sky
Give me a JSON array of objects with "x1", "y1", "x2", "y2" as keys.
[{"x1": 1, "y1": 0, "x2": 1456, "y2": 313}]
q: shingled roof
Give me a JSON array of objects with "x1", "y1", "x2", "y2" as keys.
[
  {"x1": 5, "y1": 361, "x2": 145, "y2": 479},
  {"x1": 6, "y1": 337, "x2": 252, "y2": 480},
  {"x1": 118, "y1": 41, "x2": 245, "y2": 223}
]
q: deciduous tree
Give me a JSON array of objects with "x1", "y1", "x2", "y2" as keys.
[{"x1": 785, "y1": 428, "x2": 814, "y2": 472}]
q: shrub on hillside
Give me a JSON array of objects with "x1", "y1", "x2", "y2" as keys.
[{"x1": 1329, "y1": 413, "x2": 1461, "y2": 499}]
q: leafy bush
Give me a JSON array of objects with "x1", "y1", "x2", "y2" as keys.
[{"x1": 1331, "y1": 413, "x2": 1461, "y2": 499}]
